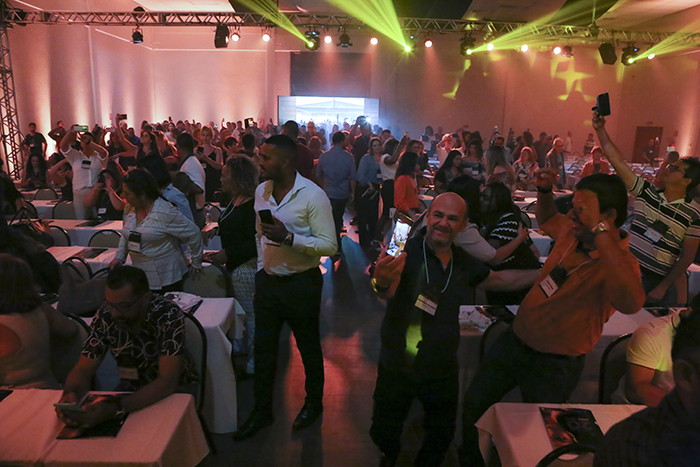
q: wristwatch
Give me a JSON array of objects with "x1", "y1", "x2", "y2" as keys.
[
  {"x1": 371, "y1": 277, "x2": 390, "y2": 293},
  {"x1": 112, "y1": 398, "x2": 126, "y2": 418},
  {"x1": 282, "y1": 231, "x2": 294, "y2": 246},
  {"x1": 592, "y1": 220, "x2": 610, "y2": 234}
]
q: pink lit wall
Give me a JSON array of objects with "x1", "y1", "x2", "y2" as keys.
[{"x1": 7, "y1": 24, "x2": 700, "y2": 160}]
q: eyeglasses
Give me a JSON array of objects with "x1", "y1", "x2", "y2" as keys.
[
  {"x1": 104, "y1": 293, "x2": 145, "y2": 313},
  {"x1": 668, "y1": 163, "x2": 686, "y2": 175}
]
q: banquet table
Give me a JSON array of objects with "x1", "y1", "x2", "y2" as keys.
[
  {"x1": 476, "y1": 402, "x2": 645, "y2": 467},
  {"x1": 529, "y1": 230, "x2": 553, "y2": 256},
  {"x1": 20, "y1": 189, "x2": 39, "y2": 200},
  {"x1": 48, "y1": 245, "x2": 120, "y2": 271},
  {"x1": 458, "y1": 306, "x2": 654, "y2": 403},
  {"x1": 0, "y1": 389, "x2": 208, "y2": 467},
  {"x1": 32, "y1": 198, "x2": 62, "y2": 218},
  {"x1": 81, "y1": 297, "x2": 242, "y2": 434}
]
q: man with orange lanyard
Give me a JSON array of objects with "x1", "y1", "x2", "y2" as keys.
[{"x1": 459, "y1": 169, "x2": 646, "y2": 467}]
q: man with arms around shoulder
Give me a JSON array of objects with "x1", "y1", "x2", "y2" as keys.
[
  {"x1": 593, "y1": 111, "x2": 700, "y2": 306},
  {"x1": 459, "y1": 168, "x2": 645, "y2": 466}
]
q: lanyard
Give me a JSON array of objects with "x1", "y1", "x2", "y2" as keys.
[
  {"x1": 558, "y1": 239, "x2": 596, "y2": 276},
  {"x1": 423, "y1": 237, "x2": 453, "y2": 294}
]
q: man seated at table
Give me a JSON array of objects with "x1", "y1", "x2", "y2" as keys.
[
  {"x1": 594, "y1": 307, "x2": 700, "y2": 467},
  {"x1": 370, "y1": 193, "x2": 541, "y2": 467},
  {"x1": 612, "y1": 307, "x2": 688, "y2": 406},
  {"x1": 56, "y1": 265, "x2": 198, "y2": 430},
  {"x1": 460, "y1": 170, "x2": 646, "y2": 466},
  {"x1": 593, "y1": 112, "x2": 700, "y2": 306}
]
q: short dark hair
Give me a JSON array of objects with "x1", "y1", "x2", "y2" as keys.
[
  {"x1": 224, "y1": 136, "x2": 238, "y2": 148},
  {"x1": 107, "y1": 265, "x2": 149, "y2": 296},
  {"x1": 681, "y1": 157, "x2": 700, "y2": 193},
  {"x1": 382, "y1": 138, "x2": 399, "y2": 156},
  {"x1": 137, "y1": 154, "x2": 171, "y2": 189},
  {"x1": 575, "y1": 173, "x2": 628, "y2": 228},
  {"x1": 124, "y1": 169, "x2": 162, "y2": 202},
  {"x1": 672, "y1": 298, "x2": 700, "y2": 363},
  {"x1": 264, "y1": 134, "x2": 298, "y2": 163},
  {"x1": 448, "y1": 175, "x2": 484, "y2": 223},
  {"x1": 241, "y1": 133, "x2": 255, "y2": 150},
  {"x1": 283, "y1": 120, "x2": 300, "y2": 138},
  {"x1": 332, "y1": 131, "x2": 346, "y2": 145},
  {"x1": 28, "y1": 122, "x2": 36, "y2": 127},
  {"x1": 176, "y1": 133, "x2": 196, "y2": 153}
]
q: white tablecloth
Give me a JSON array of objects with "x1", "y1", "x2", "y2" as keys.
[
  {"x1": 458, "y1": 306, "x2": 654, "y2": 403},
  {"x1": 48, "y1": 245, "x2": 120, "y2": 272},
  {"x1": 529, "y1": 230, "x2": 553, "y2": 256},
  {"x1": 476, "y1": 402, "x2": 645, "y2": 467},
  {"x1": 33, "y1": 199, "x2": 61, "y2": 218},
  {"x1": 0, "y1": 389, "x2": 208, "y2": 467}
]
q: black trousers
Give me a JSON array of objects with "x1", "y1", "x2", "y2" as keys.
[
  {"x1": 370, "y1": 366, "x2": 459, "y2": 467},
  {"x1": 253, "y1": 267, "x2": 324, "y2": 413},
  {"x1": 357, "y1": 188, "x2": 380, "y2": 247},
  {"x1": 459, "y1": 326, "x2": 585, "y2": 466},
  {"x1": 329, "y1": 198, "x2": 347, "y2": 248}
]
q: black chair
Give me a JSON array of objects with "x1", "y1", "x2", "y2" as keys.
[
  {"x1": 182, "y1": 260, "x2": 233, "y2": 298},
  {"x1": 62, "y1": 256, "x2": 93, "y2": 280},
  {"x1": 182, "y1": 312, "x2": 216, "y2": 454},
  {"x1": 52, "y1": 314, "x2": 91, "y2": 385},
  {"x1": 33, "y1": 187, "x2": 59, "y2": 200},
  {"x1": 536, "y1": 443, "x2": 596, "y2": 467},
  {"x1": 204, "y1": 203, "x2": 222, "y2": 223},
  {"x1": 52, "y1": 199, "x2": 76, "y2": 219},
  {"x1": 479, "y1": 320, "x2": 509, "y2": 364},
  {"x1": 49, "y1": 225, "x2": 71, "y2": 246},
  {"x1": 520, "y1": 209, "x2": 532, "y2": 229},
  {"x1": 598, "y1": 333, "x2": 632, "y2": 403},
  {"x1": 88, "y1": 229, "x2": 122, "y2": 248}
]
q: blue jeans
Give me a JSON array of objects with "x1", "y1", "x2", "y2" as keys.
[
  {"x1": 459, "y1": 326, "x2": 585, "y2": 466},
  {"x1": 641, "y1": 267, "x2": 679, "y2": 307}
]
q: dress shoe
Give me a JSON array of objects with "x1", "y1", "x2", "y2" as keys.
[
  {"x1": 292, "y1": 403, "x2": 323, "y2": 431},
  {"x1": 232, "y1": 411, "x2": 274, "y2": 441}
]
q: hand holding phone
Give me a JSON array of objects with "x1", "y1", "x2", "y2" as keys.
[
  {"x1": 592, "y1": 92, "x2": 611, "y2": 117},
  {"x1": 386, "y1": 218, "x2": 412, "y2": 257},
  {"x1": 258, "y1": 209, "x2": 274, "y2": 225}
]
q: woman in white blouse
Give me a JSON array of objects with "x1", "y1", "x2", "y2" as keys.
[{"x1": 109, "y1": 169, "x2": 203, "y2": 292}]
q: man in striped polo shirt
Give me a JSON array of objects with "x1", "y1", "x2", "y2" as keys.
[{"x1": 593, "y1": 112, "x2": 700, "y2": 306}]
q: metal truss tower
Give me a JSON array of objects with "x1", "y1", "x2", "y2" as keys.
[{"x1": 0, "y1": 2, "x2": 23, "y2": 179}]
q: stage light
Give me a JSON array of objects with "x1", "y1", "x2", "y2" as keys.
[
  {"x1": 214, "y1": 24, "x2": 229, "y2": 48},
  {"x1": 648, "y1": 53, "x2": 655, "y2": 60},
  {"x1": 337, "y1": 32, "x2": 352, "y2": 48},
  {"x1": 520, "y1": 44, "x2": 528, "y2": 52},
  {"x1": 324, "y1": 34, "x2": 332, "y2": 44},
  {"x1": 460, "y1": 36, "x2": 475, "y2": 56},
  {"x1": 425, "y1": 39, "x2": 433, "y2": 48},
  {"x1": 553, "y1": 46, "x2": 562, "y2": 55},
  {"x1": 486, "y1": 43, "x2": 495, "y2": 51},
  {"x1": 231, "y1": 31, "x2": 240, "y2": 42},
  {"x1": 132, "y1": 27, "x2": 143, "y2": 44},
  {"x1": 561, "y1": 45, "x2": 573, "y2": 58},
  {"x1": 621, "y1": 44, "x2": 639, "y2": 66},
  {"x1": 405, "y1": 44, "x2": 411, "y2": 52},
  {"x1": 305, "y1": 30, "x2": 320, "y2": 51},
  {"x1": 262, "y1": 31, "x2": 271, "y2": 42},
  {"x1": 370, "y1": 36, "x2": 378, "y2": 45}
]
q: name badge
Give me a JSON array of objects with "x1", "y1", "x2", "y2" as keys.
[
  {"x1": 201, "y1": 163, "x2": 208, "y2": 170},
  {"x1": 81, "y1": 159, "x2": 91, "y2": 169},
  {"x1": 644, "y1": 220, "x2": 669, "y2": 243},
  {"x1": 539, "y1": 264, "x2": 569, "y2": 298},
  {"x1": 415, "y1": 284, "x2": 440, "y2": 316},
  {"x1": 118, "y1": 367, "x2": 139, "y2": 380},
  {"x1": 127, "y1": 231, "x2": 142, "y2": 253},
  {"x1": 98, "y1": 207, "x2": 107, "y2": 215}
]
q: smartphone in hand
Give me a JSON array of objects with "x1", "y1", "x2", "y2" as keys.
[{"x1": 258, "y1": 209, "x2": 274, "y2": 225}]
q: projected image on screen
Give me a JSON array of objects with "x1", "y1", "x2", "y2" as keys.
[{"x1": 278, "y1": 96, "x2": 380, "y2": 134}]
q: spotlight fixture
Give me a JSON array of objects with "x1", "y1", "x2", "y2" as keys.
[
  {"x1": 561, "y1": 45, "x2": 573, "y2": 58},
  {"x1": 648, "y1": 53, "x2": 655, "y2": 60},
  {"x1": 404, "y1": 34, "x2": 416, "y2": 52},
  {"x1": 214, "y1": 24, "x2": 229, "y2": 48},
  {"x1": 305, "y1": 30, "x2": 320, "y2": 51},
  {"x1": 132, "y1": 26, "x2": 143, "y2": 44},
  {"x1": 231, "y1": 30, "x2": 241, "y2": 42},
  {"x1": 621, "y1": 44, "x2": 639, "y2": 66},
  {"x1": 324, "y1": 34, "x2": 332, "y2": 44},
  {"x1": 460, "y1": 36, "x2": 476, "y2": 56},
  {"x1": 553, "y1": 45, "x2": 562, "y2": 55},
  {"x1": 486, "y1": 43, "x2": 495, "y2": 51},
  {"x1": 425, "y1": 38, "x2": 433, "y2": 48},
  {"x1": 337, "y1": 31, "x2": 352, "y2": 48},
  {"x1": 520, "y1": 44, "x2": 529, "y2": 52},
  {"x1": 370, "y1": 36, "x2": 378, "y2": 45}
]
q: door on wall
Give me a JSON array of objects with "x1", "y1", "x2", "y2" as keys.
[{"x1": 633, "y1": 126, "x2": 663, "y2": 165}]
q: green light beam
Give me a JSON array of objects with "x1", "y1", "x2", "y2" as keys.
[
  {"x1": 637, "y1": 18, "x2": 700, "y2": 60},
  {"x1": 322, "y1": 0, "x2": 407, "y2": 49},
  {"x1": 230, "y1": 0, "x2": 308, "y2": 43}
]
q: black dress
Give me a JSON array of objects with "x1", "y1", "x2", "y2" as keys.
[{"x1": 200, "y1": 148, "x2": 222, "y2": 202}]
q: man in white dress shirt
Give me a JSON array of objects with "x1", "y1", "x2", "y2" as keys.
[
  {"x1": 176, "y1": 133, "x2": 206, "y2": 228},
  {"x1": 233, "y1": 135, "x2": 337, "y2": 441},
  {"x1": 60, "y1": 126, "x2": 109, "y2": 219}
]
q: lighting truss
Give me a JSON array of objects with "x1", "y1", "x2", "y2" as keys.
[{"x1": 4, "y1": 9, "x2": 700, "y2": 47}]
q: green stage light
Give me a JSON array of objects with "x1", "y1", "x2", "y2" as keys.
[
  {"x1": 230, "y1": 0, "x2": 308, "y2": 44},
  {"x1": 323, "y1": 0, "x2": 407, "y2": 50}
]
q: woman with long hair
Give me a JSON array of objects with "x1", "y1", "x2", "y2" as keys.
[
  {"x1": 480, "y1": 182, "x2": 541, "y2": 304},
  {"x1": 196, "y1": 125, "x2": 225, "y2": 202},
  {"x1": 356, "y1": 137, "x2": 384, "y2": 249},
  {"x1": 512, "y1": 146, "x2": 539, "y2": 190},
  {"x1": 434, "y1": 150, "x2": 463, "y2": 194},
  {"x1": 394, "y1": 151, "x2": 422, "y2": 219},
  {"x1": 486, "y1": 145, "x2": 516, "y2": 190},
  {"x1": 461, "y1": 139, "x2": 486, "y2": 181},
  {"x1": 375, "y1": 138, "x2": 401, "y2": 240},
  {"x1": 21, "y1": 154, "x2": 48, "y2": 189}
]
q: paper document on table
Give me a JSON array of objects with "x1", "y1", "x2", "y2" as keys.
[
  {"x1": 540, "y1": 407, "x2": 604, "y2": 449},
  {"x1": 164, "y1": 292, "x2": 203, "y2": 313},
  {"x1": 459, "y1": 305, "x2": 516, "y2": 333}
]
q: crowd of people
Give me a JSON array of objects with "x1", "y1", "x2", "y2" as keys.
[{"x1": 1, "y1": 108, "x2": 699, "y2": 467}]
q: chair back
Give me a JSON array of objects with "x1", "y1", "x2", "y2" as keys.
[
  {"x1": 34, "y1": 188, "x2": 59, "y2": 200},
  {"x1": 536, "y1": 443, "x2": 596, "y2": 467},
  {"x1": 479, "y1": 320, "x2": 509, "y2": 364},
  {"x1": 520, "y1": 209, "x2": 532, "y2": 229},
  {"x1": 52, "y1": 200, "x2": 76, "y2": 219},
  {"x1": 11, "y1": 204, "x2": 39, "y2": 222},
  {"x1": 183, "y1": 312, "x2": 207, "y2": 413},
  {"x1": 205, "y1": 203, "x2": 222, "y2": 223},
  {"x1": 49, "y1": 225, "x2": 71, "y2": 246},
  {"x1": 62, "y1": 256, "x2": 93, "y2": 280},
  {"x1": 52, "y1": 314, "x2": 90, "y2": 385},
  {"x1": 598, "y1": 333, "x2": 632, "y2": 403},
  {"x1": 88, "y1": 229, "x2": 122, "y2": 248},
  {"x1": 182, "y1": 260, "x2": 233, "y2": 297}
]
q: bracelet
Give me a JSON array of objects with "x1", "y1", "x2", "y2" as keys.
[
  {"x1": 536, "y1": 185, "x2": 553, "y2": 194},
  {"x1": 371, "y1": 277, "x2": 390, "y2": 293}
]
